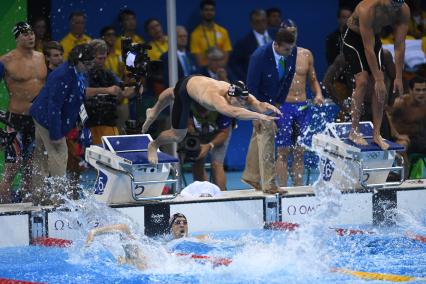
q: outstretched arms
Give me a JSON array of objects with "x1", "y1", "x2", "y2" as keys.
[
  {"x1": 86, "y1": 224, "x2": 134, "y2": 245},
  {"x1": 214, "y1": 95, "x2": 278, "y2": 121}
]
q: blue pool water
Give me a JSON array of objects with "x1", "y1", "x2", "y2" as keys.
[{"x1": 1, "y1": 224, "x2": 426, "y2": 284}]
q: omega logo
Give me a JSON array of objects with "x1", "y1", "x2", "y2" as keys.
[{"x1": 286, "y1": 204, "x2": 318, "y2": 216}]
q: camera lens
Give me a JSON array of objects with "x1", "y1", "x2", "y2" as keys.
[{"x1": 186, "y1": 138, "x2": 196, "y2": 148}]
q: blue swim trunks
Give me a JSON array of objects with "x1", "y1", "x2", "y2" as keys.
[{"x1": 275, "y1": 102, "x2": 311, "y2": 147}]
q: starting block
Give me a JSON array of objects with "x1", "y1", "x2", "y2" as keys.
[
  {"x1": 312, "y1": 122, "x2": 405, "y2": 189},
  {"x1": 85, "y1": 134, "x2": 180, "y2": 204}
]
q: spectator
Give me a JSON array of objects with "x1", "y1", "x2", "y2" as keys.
[
  {"x1": 266, "y1": 7, "x2": 282, "y2": 30},
  {"x1": 60, "y1": 11, "x2": 92, "y2": 60},
  {"x1": 190, "y1": 0, "x2": 232, "y2": 67},
  {"x1": 145, "y1": 18, "x2": 168, "y2": 61},
  {"x1": 0, "y1": 22, "x2": 47, "y2": 204},
  {"x1": 241, "y1": 28, "x2": 297, "y2": 194},
  {"x1": 114, "y1": 9, "x2": 144, "y2": 56},
  {"x1": 86, "y1": 39, "x2": 129, "y2": 144},
  {"x1": 275, "y1": 23, "x2": 324, "y2": 187},
  {"x1": 407, "y1": 0, "x2": 425, "y2": 39},
  {"x1": 325, "y1": 6, "x2": 352, "y2": 66},
  {"x1": 161, "y1": 26, "x2": 198, "y2": 87},
  {"x1": 184, "y1": 102, "x2": 232, "y2": 191},
  {"x1": 200, "y1": 47, "x2": 236, "y2": 83},
  {"x1": 43, "y1": 41, "x2": 64, "y2": 73},
  {"x1": 30, "y1": 44, "x2": 96, "y2": 205},
  {"x1": 230, "y1": 9, "x2": 274, "y2": 81},
  {"x1": 387, "y1": 76, "x2": 426, "y2": 177},
  {"x1": 31, "y1": 16, "x2": 50, "y2": 52},
  {"x1": 100, "y1": 26, "x2": 125, "y2": 80},
  {"x1": 100, "y1": 26, "x2": 129, "y2": 132}
]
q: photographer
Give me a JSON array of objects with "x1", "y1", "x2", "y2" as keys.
[
  {"x1": 183, "y1": 102, "x2": 231, "y2": 191},
  {"x1": 86, "y1": 39, "x2": 134, "y2": 141}
]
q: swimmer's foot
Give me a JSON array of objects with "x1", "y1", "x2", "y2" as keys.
[
  {"x1": 241, "y1": 178, "x2": 261, "y2": 191},
  {"x1": 147, "y1": 142, "x2": 159, "y2": 165},
  {"x1": 348, "y1": 130, "x2": 368, "y2": 146},
  {"x1": 373, "y1": 134, "x2": 389, "y2": 150},
  {"x1": 263, "y1": 186, "x2": 287, "y2": 195},
  {"x1": 141, "y1": 108, "x2": 155, "y2": 133}
]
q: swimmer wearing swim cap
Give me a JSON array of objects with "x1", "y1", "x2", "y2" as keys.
[{"x1": 168, "y1": 213, "x2": 189, "y2": 239}]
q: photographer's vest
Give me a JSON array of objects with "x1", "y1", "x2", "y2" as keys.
[{"x1": 191, "y1": 105, "x2": 219, "y2": 136}]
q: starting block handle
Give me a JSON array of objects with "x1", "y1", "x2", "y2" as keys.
[
  {"x1": 358, "y1": 153, "x2": 405, "y2": 189},
  {"x1": 95, "y1": 160, "x2": 180, "y2": 202}
]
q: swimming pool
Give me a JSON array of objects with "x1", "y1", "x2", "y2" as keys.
[{"x1": 1, "y1": 215, "x2": 426, "y2": 284}]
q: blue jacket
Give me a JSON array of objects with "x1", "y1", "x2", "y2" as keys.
[
  {"x1": 30, "y1": 62, "x2": 86, "y2": 140},
  {"x1": 246, "y1": 43, "x2": 297, "y2": 105},
  {"x1": 230, "y1": 29, "x2": 277, "y2": 81},
  {"x1": 161, "y1": 51, "x2": 198, "y2": 87}
]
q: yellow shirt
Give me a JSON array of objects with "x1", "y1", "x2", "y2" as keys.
[
  {"x1": 60, "y1": 33, "x2": 92, "y2": 60},
  {"x1": 105, "y1": 49, "x2": 125, "y2": 80},
  {"x1": 114, "y1": 34, "x2": 144, "y2": 55},
  {"x1": 147, "y1": 37, "x2": 168, "y2": 60},
  {"x1": 190, "y1": 23, "x2": 232, "y2": 66}
]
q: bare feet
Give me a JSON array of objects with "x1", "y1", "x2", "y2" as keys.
[
  {"x1": 348, "y1": 131, "x2": 368, "y2": 146},
  {"x1": 263, "y1": 186, "x2": 288, "y2": 195},
  {"x1": 147, "y1": 141, "x2": 158, "y2": 164},
  {"x1": 373, "y1": 134, "x2": 389, "y2": 150},
  {"x1": 241, "y1": 178, "x2": 261, "y2": 191},
  {"x1": 141, "y1": 108, "x2": 155, "y2": 133}
]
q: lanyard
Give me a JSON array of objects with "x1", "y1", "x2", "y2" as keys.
[
  {"x1": 153, "y1": 40, "x2": 166, "y2": 54},
  {"x1": 202, "y1": 25, "x2": 217, "y2": 48}
]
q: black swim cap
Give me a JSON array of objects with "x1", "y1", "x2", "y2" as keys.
[
  {"x1": 12, "y1": 22, "x2": 33, "y2": 39},
  {"x1": 167, "y1": 213, "x2": 187, "y2": 233},
  {"x1": 228, "y1": 81, "x2": 249, "y2": 98}
]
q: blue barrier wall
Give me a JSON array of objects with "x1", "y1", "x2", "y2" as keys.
[{"x1": 50, "y1": 0, "x2": 338, "y2": 80}]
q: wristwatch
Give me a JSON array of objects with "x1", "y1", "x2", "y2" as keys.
[{"x1": 209, "y1": 142, "x2": 215, "y2": 149}]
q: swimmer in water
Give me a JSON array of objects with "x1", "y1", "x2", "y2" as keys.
[{"x1": 86, "y1": 223, "x2": 147, "y2": 270}]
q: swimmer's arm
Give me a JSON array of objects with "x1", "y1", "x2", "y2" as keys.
[
  {"x1": 358, "y1": 4, "x2": 382, "y2": 81},
  {"x1": 86, "y1": 224, "x2": 134, "y2": 245},
  {"x1": 246, "y1": 94, "x2": 282, "y2": 116},
  {"x1": 215, "y1": 98, "x2": 277, "y2": 121},
  {"x1": 393, "y1": 5, "x2": 410, "y2": 82}
]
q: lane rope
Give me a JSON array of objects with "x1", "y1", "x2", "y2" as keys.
[
  {"x1": 0, "y1": 278, "x2": 44, "y2": 284},
  {"x1": 405, "y1": 231, "x2": 426, "y2": 243},
  {"x1": 265, "y1": 221, "x2": 375, "y2": 236},
  {"x1": 32, "y1": 237, "x2": 232, "y2": 266},
  {"x1": 333, "y1": 268, "x2": 426, "y2": 282}
]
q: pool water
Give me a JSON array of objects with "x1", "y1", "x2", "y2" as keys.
[{"x1": 1, "y1": 221, "x2": 426, "y2": 284}]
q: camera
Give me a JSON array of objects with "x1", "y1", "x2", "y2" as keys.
[
  {"x1": 178, "y1": 135, "x2": 201, "y2": 163},
  {"x1": 0, "y1": 110, "x2": 17, "y2": 150},
  {"x1": 121, "y1": 38, "x2": 162, "y2": 79}
]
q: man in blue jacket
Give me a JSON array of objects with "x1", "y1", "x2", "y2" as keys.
[
  {"x1": 241, "y1": 27, "x2": 297, "y2": 194},
  {"x1": 30, "y1": 44, "x2": 95, "y2": 205}
]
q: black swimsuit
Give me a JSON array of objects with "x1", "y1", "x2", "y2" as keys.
[
  {"x1": 171, "y1": 75, "x2": 197, "y2": 129},
  {"x1": 342, "y1": 26, "x2": 384, "y2": 75}
]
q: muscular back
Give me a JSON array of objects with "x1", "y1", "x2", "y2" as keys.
[
  {"x1": 286, "y1": 47, "x2": 313, "y2": 103},
  {"x1": 186, "y1": 76, "x2": 230, "y2": 110},
  {"x1": 1, "y1": 49, "x2": 47, "y2": 114},
  {"x1": 347, "y1": 0, "x2": 409, "y2": 34}
]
